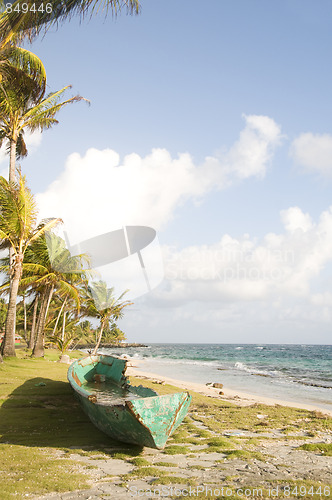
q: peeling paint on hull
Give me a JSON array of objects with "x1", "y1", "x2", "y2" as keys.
[{"x1": 67, "y1": 355, "x2": 191, "y2": 449}]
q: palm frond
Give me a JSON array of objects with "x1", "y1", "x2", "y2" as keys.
[
  {"x1": 26, "y1": 217, "x2": 62, "y2": 249},
  {"x1": 19, "y1": 274, "x2": 44, "y2": 288},
  {"x1": 7, "y1": 46, "x2": 46, "y2": 92},
  {"x1": 57, "y1": 280, "x2": 81, "y2": 310},
  {"x1": 21, "y1": 87, "x2": 89, "y2": 131},
  {"x1": 0, "y1": 0, "x2": 141, "y2": 45},
  {"x1": 0, "y1": 45, "x2": 46, "y2": 102},
  {"x1": 16, "y1": 132, "x2": 28, "y2": 159},
  {"x1": 22, "y1": 262, "x2": 49, "y2": 274}
]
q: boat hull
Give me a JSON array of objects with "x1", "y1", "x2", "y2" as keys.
[{"x1": 68, "y1": 355, "x2": 191, "y2": 449}]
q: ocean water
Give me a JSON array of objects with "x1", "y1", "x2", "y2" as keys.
[{"x1": 99, "y1": 344, "x2": 332, "y2": 412}]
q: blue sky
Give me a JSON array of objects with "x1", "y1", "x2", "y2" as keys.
[{"x1": 2, "y1": 0, "x2": 332, "y2": 343}]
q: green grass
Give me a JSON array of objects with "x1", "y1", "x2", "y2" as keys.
[
  {"x1": 299, "y1": 442, "x2": 332, "y2": 456},
  {"x1": 129, "y1": 375, "x2": 331, "y2": 438},
  {"x1": 224, "y1": 449, "x2": 267, "y2": 461},
  {"x1": 108, "y1": 447, "x2": 144, "y2": 459},
  {"x1": 188, "y1": 399, "x2": 332, "y2": 435},
  {"x1": 204, "y1": 437, "x2": 238, "y2": 448},
  {"x1": 187, "y1": 464, "x2": 206, "y2": 470},
  {"x1": 0, "y1": 350, "x2": 143, "y2": 497},
  {"x1": 155, "y1": 476, "x2": 198, "y2": 486},
  {"x1": 170, "y1": 429, "x2": 191, "y2": 442},
  {"x1": 0, "y1": 444, "x2": 90, "y2": 498},
  {"x1": 1, "y1": 349, "x2": 332, "y2": 498},
  {"x1": 185, "y1": 437, "x2": 205, "y2": 445},
  {"x1": 129, "y1": 457, "x2": 151, "y2": 466},
  {"x1": 164, "y1": 445, "x2": 192, "y2": 455},
  {"x1": 154, "y1": 461, "x2": 178, "y2": 467},
  {"x1": 128, "y1": 466, "x2": 168, "y2": 477}
]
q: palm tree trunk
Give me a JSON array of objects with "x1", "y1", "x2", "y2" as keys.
[
  {"x1": 53, "y1": 297, "x2": 67, "y2": 335},
  {"x1": 32, "y1": 291, "x2": 47, "y2": 357},
  {"x1": 32, "y1": 286, "x2": 54, "y2": 357},
  {"x1": 1, "y1": 252, "x2": 22, "y2": 357},
  {"x1": 9, "y1": 136, "x2": 17, "y2": 183},
  {"x1": 44, "y1": 284, "x2": 54, "y2": 324},
  {"x1": 28, "y1": 295, "x2": 38, "y2": 349},
  {"x1": 23, "y1": 294, "x2": 27, "y2": 342},
  {"x1": 61, "y1": 310, "x2": 66, "y2": 341},
  {"x1": 7, "y1": 138, "x2": 17, "y2": 330},
  {"x1": 92, "y1": 323, "x2": 104, "y2": 355}
]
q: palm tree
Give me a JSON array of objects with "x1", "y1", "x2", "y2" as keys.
[
  {"x1": 0, "y1": 173, "x2": 60, "y2": 357},
  {"x1": 0, "y1": 44, "x2": 46, "y2": 97},
  {"x1": 0, "y1": 56, "x2": 49, "y2": 321},
  {"x1": 0, "y1": 3, "x2": 46, "y2": 97},
  {"x1": 84, "y1": 280, "x2": 132, "y2": 355},
  {"x1": 0, "y1": 24, "x2": 47, "y2": 152},
  {"x1": 0, "y1": 297, "x2": 6, "y2": 331},
  {"x1": 0, "y1": 0, "x2": 140, "y2": 48},
  {"x1": 0, "y1": 83, "x2": 87, "y2": 182},
  {"x1": 20, "y1": 231, "x2": 90, "y2": 357}
]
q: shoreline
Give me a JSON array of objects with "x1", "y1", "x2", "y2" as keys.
[
  {"x1": 127, "y1": 363, "x2": 332, "y2": 417},
  {"x1": 76, "y1": 342, "x2": 148, "y2": 349},
  {"x1": 100, "y1": 344, "x2": 332, "y2": 415}
]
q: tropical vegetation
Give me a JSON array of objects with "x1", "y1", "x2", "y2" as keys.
[
  {"x1": 0, "y1": 173, "x2": 61, "y2": 357},
  {"x1": 83, "y1": 280, "x2": 133, "y2": 354},
  {"x1": 0, "y1": 196, "x2": 133, "y2": 358},
  {"x1": 0, "y1": 0, "x2": 137, "y2": 364},
  {"x1": 0, "y1": 0, "x2": 140, "y2": 48},
  {"x1": 0, "y1": 81, "x2": 87, "y2": 182}
]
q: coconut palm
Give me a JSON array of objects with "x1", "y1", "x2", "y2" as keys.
[
  {"x1": 0, "y1": 58, "x2": 49, "y2": 318},
  {"x1": 0, "y1": 4, "x2": 46, "y2": 97},
  {"x1": 19, "y1": 231, "x2": 90, "y2": 357},
  {"x1": 0, "y1": 44, "x2": 46, "y2": 99},
  {"x1": 0, "y1": 173, "x2": 60, "y2": 357},
  {"x1": 84, "y1": 280, "x2": 132, "y2": 355},
  {"x1": 0, "y1": 231, "x2": 91, "y2": 356},
  {"x1": 0, "y1": 0, "x2": 140, "y2": 48},
  {"x1": 0, "y1": 28, "x2": 47, "y2": 150},
  {"x1": 0, "y1": 254, "x2": 35, "y2": 345},
  {"x1": 0, "y1": 83, "x2": 87, "y2": 182}
]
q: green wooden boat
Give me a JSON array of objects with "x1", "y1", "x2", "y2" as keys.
[{"x1": 67, "y1": 354, "x2": 191, "y2": 449}]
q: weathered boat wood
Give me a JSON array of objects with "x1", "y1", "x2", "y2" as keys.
[{"x1": 67, "y1": 354, "x2": 191, "y2": 449}]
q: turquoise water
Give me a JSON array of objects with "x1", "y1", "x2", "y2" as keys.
[{"x1": 100, "y1": 344, "x2": 332, "y2": 412}]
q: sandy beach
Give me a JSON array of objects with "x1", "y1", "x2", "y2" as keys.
[{"x1": 127, "y1": 362, "x2": 332, "y2": 417}]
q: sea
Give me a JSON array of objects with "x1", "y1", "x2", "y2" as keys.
[{"x1": 99, "y1": 344, "x2": 332, "y2": 413}]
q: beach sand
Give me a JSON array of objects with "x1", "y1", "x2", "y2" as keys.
[{"x1": 127, "y1": 362, "x2": 332, "y2": 417}]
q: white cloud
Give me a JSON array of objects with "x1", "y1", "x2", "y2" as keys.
[
  {"x1": 36, "y1": 114, "x2": 282, "y2": 245},
  {"x1": 290, "y1": 132, "x2": 332, "y2": 175},
  {"x1": 25, "y1": 130, "x2": 42, "y2": 150},
  {"x1": 225, "y1": 114, "x2": 282, "y2": 179},
  {"x1": 311, "y1": 292, "x2": 332, "y2": 307},
  {"x1": 37, "y1": 147, "x2": 207, "y2": 244},
  {"x1": 153, "y1": 206, "x2": 332, "y2": 306},
  {"x1": 0, "y1": 147, "x2": 7, "y2": 166},
  {"x1": 118, "y1": 205, "x2": 332, "y2": 343},
  {"x1": 280, "y1": 206, "x2": 313, "y2": 232},
  {"x1": 120, "y1": 290, "x2": 332, "y2": 343},
  {"x1": 33, "y1": 115, "x2": 332, "y2": 342}
]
